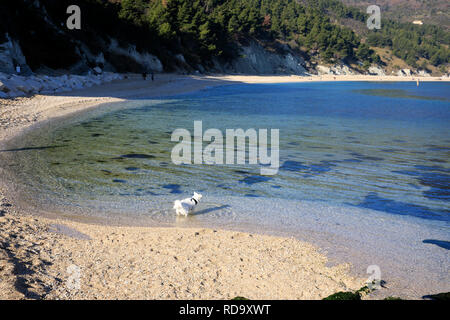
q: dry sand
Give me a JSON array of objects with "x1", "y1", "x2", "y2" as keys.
[
  {"x1": 0, "y1": 212, "x2": 363, "y2": 299},
  {"x1": 0, "y1": 73, "x2": 447, "y2": 300}
]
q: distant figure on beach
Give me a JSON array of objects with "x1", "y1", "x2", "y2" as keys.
[
  {"x1": 13, "y1": 59, "x2": 20, "y2": 74},
  {"x1": 142, "y1": 72, "x2": 147, "y2": 80},
  {"x1": 151, "y1": 71, "x2": 154, "y2": 81},
  {"x1": 14, "y1": 61, "x2": 21, "y2": 74}
]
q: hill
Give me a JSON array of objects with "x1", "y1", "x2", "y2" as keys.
[
  {"x1": 339, "y1": 0, "x2": 449, "y2": 29},
  {"x1": 0, "y1": 0, "x2": 448, "y2": 76}
]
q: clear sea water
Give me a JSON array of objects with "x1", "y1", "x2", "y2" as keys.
[
  {"x1": 1, "y1": 81, "x2": 449, "y2": 297},
  {"x1": 6, "y1": 82, "x2": 450, "y2": 221}
]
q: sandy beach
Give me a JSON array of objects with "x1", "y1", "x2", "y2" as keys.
[
  {"x1": 0, "y1": 73, "x2": 448, "y2": 300},
  {"x1": 0, "y1": 213, "x2": 364, "y2": 299}
]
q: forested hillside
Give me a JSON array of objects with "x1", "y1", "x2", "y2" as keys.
[
  {"x1": 0, "y1": 0, "x2": 448, "y2": 75},
  {"x1": 310, "y1": 0, "x2": 449, "y2": 72},
  {"x1": 340, "y1": 0, "x2": 449, "y2": 29}
]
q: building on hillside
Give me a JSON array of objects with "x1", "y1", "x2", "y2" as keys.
[{"x1": 413, "y1": 20, "x2": 423, "y2": 25}]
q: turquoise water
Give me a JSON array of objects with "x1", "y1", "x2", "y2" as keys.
[{"x1": 6, "y1": 81, "x2": 449, "y2": 224}]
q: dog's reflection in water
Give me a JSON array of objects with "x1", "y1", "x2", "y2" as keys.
[{"x1": 174, "y1": 204, "x2": 232, "y2": 225}]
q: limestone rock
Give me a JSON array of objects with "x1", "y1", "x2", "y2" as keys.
[
  {"x1": 222, "y1": 40, "x2": 307, "y2": 75},
  {"x1": 398, "y1": 69, "x2": 412, "y2": 77},
  {"x1": 368, "y1": 66, "x2": 385, "y2": 76},
  {"x1": 0, "y1": 35, "x2": 31, "y2": 74},
  {"x1": 93, "y1": 66, "x2": 102, "y2": 75},
  {"x1": 417, "y1": 70, "x2": 431, "y2": 77},
  {"x1": 108, "y1": 39, "x2": 164, "y2": 73},
  {"x1": 0, "y1": 80, "x2": 10, "y2": 93},
  {"x1": 317, "y1": 65, "x2": 331, "y2": 75}
]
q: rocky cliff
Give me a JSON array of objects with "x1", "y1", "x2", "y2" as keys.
[
  {"x1": 0, "y1": 0, "x2": 439, "y2": 91},
  {"x1": 212, "y1": 40, "x2": 308, "y2": 75}
]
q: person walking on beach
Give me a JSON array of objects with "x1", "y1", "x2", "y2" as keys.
[
  {"x1": 151, "y1": 71, "x2": 154, "y2": 82},
  {"x1": 142, "y1": 71, "x2": 147, "y2": 81}
]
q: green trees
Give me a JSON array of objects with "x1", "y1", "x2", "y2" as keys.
[
  {"x1": 118, "y1": 0, "x2": 148, "y2": 26},
  {"x1": 114, "y1": 0, "x2": 448, "y2": 68},
  {"x1": 430, "y1": 48, "x2": 449, "y2": 67},
  {"x1": 366, "y1": 20, "x2": 449, "y2": 67},
  {"x1": 2, "y1": 0, "x2": 447, "y2": 73}
]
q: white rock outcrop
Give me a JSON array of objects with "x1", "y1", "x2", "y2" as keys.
[
  {"x1": 317, "y1": 64, "x2": 357, "y2": 75},
  {"x1": 175, "y1": 54, "x2": 186, "y2": 64},
  {"x1": 398, "y1": 69, "x2": 412, "y2": 76},
  {"x1": 0, "y1": 35, "x2": 31, "y2": 74},
  {"x1": 0, "y1": 80, "x2": 8, "y2": 93},
  {"x1": 93, "y1": 66, "x2": 103, "y2": 75},
  {"x1": 316, "y1": 65, "x2": 331, "y2": 75},
  {"x1": 214, "y1": 40, "x2": 307, "y2": 75},
  {"x1": 417, "y1": 70, "x2": 431, "y2": 77},
  {"x1": 109, "y1": 39, "x2": 163, "y2": 73},
  {"x1": 368, "y1": 66, "x2": 386, "y2": 76},
  {"x1": 0, "y1": 72, "x2": 124, "y2": 99}
]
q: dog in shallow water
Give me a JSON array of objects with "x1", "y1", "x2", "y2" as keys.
[{"x1": 173, "y1": 192, "x2": 203, "y2": 216}]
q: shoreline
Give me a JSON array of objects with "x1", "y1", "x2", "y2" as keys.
[
  {"x1": 2, "y1": 73, "x2": 447, "y2": 152},
  {"x1": 0, "y1": 73, "x2": 448, "y2": 300},
  {"x1": 0, "y1": 213, "x2": 365, "y2": 300},
  {"x1": 206, "y1": 74, "x2": 449, "y2": 83}
]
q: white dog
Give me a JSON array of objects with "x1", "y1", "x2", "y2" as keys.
[{"x1": 173, "y1": 192, "x2": 203, "y2": 216}]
